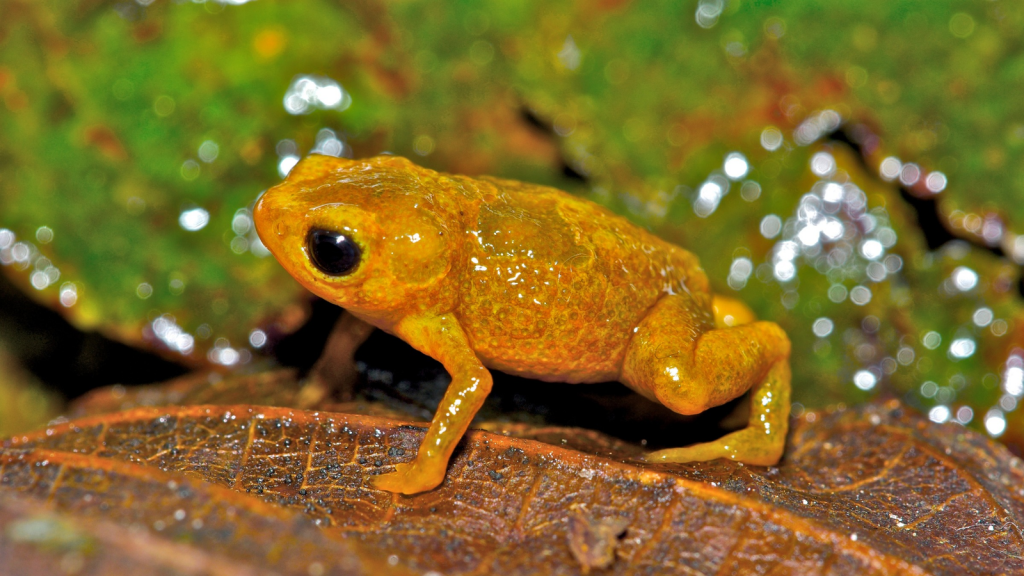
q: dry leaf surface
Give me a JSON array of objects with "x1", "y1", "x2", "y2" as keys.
[{"x1": 2, "y1": 400, "x2": 1023, "y2": 575}]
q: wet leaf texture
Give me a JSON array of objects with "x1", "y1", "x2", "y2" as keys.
[{"x1": 3, "y1": 400, "x2": 1022, "y2": 575}]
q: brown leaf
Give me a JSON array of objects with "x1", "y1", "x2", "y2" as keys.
[
  {"x1": 68, "y1": 369, "x2": 305, "y2": 418},
  {"x1": 567, "y1": 505, "x2": 629, "y2": 573},
  {"x1": 0, "y1": 444, "x2": 410, "y2": 575},
  {"x1": 5, "y1": 399, "x2": 1022, "y2": 574}
]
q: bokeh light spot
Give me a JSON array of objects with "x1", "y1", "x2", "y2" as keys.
[
  {"x1": 810, "y1": 152, "x2": 836, "y2": 177},
  {"x1": 760, "y1": 127, "x2": 783, "y2": 151},
  {"x1": 853, "y1": 370, "x2": 877, "y2": 391},
  {"x1": 922, "y1": 331, "x2": 942, "y2": 350},
  {"x1": 951, "y1": 266, "x2": 978, "y2": 291},
  {"x1": 695, "y1": 0, "x2": 723, "y2": 28},
  {"x1": 925, "y1": 171, "x2": 947, "y2": 193},
  {"x1": 59, "y1": 282, "x2": 78, "y2": 307},
  {"x1": 179, "y1": 207, "x2": 210, "y2": 231},
  {"x1": 849, "y1": 285, "x2": 871, "y2": 305},
  {"x1": 899, "y1": 163, "x2": 921, "y2": 186},
  {"x1": 249, "y1": 329, "x2": 268, "y2": 348},
  {"x1": 949, "y1": 12, "x2": 975, "y2": 38},
  {"x1": 985, "y1": 409, "x2": 1006, "y2": 436},
  {"x1": 198, "y1": 140, "x2": 219, "y2": 163},
  {"x1": 35, "y1": 226, "x2": 53, "y2": 244},
  {"x1": 860, "y1": 239, "x2": 883, "y2": 260},
  {"x1": 736, "y1": 181, "x2": 759, "y2": 202},
  {"x1": 879, "y1": 157, "x2": 901, "y2": 181},
  {"x1": 956, "y1": 406, "x2": 973, "y2": 424},
  {"x1": 278, "y1": 155, "x2": 299, "y2": 178},
  {"x1": 760, "y1": 214, "x2": 782, "y2": 238},
  {"x1": 827, "y1": 284, "x2": 848, "y2": 303},
  {"x1": 723, "y1": 152, "x2": 749, "y2": 180},
  {"x1": 973, "y1": 307, "x2": 993, "y2": 327},
  {"x1": 812, "y1": 317, "x2": 834, "y2": 338},
  {"x1": 180, "y1": 159, "x2": 201, "y2": 181},
  {"x1": 283, "y1": 75, "x2": 351, "y2": 115},
  {"x1": 949, "y1": 338, "x2": 976, "y2": 359},
  {"x1": 929, "y1": 405, "x2": 950, "y2": 424}
]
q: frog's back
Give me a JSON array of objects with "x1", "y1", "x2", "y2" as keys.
[{"x1": 453, "y1": 175, "x2": 710, "y2": 383}]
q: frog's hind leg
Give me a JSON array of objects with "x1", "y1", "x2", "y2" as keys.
[
  {"x1": 620, "y1": 294, "x2": 791, "y2": 466},
  {"x1": 644, "y1": 360, "x2": 790, "y2": 465}
]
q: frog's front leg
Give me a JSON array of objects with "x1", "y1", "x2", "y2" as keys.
[
  {"x1": 621, "y1": 294, "x2": 791, "y2": 465},
  {"x1": 370, "y1": 313, "x2": 492, "y2": 495}
]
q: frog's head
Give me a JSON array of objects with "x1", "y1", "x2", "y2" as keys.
[{"x1": 253, "y1": 154, "x2": 459, "y2": 323}]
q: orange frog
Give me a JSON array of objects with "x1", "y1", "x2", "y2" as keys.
[{"x1": 254, "y1": 154, "x2": 791, "y2": 495}]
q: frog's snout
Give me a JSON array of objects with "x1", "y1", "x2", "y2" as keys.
[
  {"x1": 252, "y1": 192, "x2": 276, "y2": 233},
  {"x1": 252, "y1": 190, "x2": 288, "y2": 256}
]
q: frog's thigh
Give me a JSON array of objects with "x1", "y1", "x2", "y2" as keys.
[
  {"x1": 621, "y1": 295, "x2": 791, "y2": 466},
  {"x1": 711, "y1": 294, "x2": 757, "y2": 328}
]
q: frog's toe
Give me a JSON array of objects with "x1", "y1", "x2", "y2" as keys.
[
  {"x1": 369, "y1": 461, "x2": 445, "y2": 495},
  {"x1": 644, "y1": 442, "x2": 734, "y2": 464},
  {"x1": 643, "y1": 424, "x2": 785, "y2": 466}
]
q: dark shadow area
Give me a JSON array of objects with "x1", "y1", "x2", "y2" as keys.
[
  {"x1": 519, "y1": 106, "x2": 589, "y2": 183},
  {"x1": 269, "y1": 296, "x2": 344, "y2": 372},
  {"x1": 0, "y1": 272, "x2": 188, "y2": 397},
  {"x1": 519, "y1": 107, "x2": 552, "y2": 136}
]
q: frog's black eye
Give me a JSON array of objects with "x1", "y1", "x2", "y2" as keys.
[{"x1": 306, "y1": 228, "x2": 361, "y2": 276}]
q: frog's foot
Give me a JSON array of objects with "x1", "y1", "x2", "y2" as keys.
[
  {"x1": 369, "y1": 460, "x2": 446, "y2": 495},
  {"x1": 642, "y1": 360, "x2": 791, "y2": 467},
  {"x1": 644, "y1": 425, "x2": 784, "y2": 466}
]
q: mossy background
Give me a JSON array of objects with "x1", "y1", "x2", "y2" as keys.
[{"x1": 2, "y1": 0, "x2": 1024, "y2": 447}]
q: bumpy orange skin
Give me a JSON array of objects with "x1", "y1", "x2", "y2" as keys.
[{"x1": 254, "y1": 155, "x2": 791, "y2": 495}]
